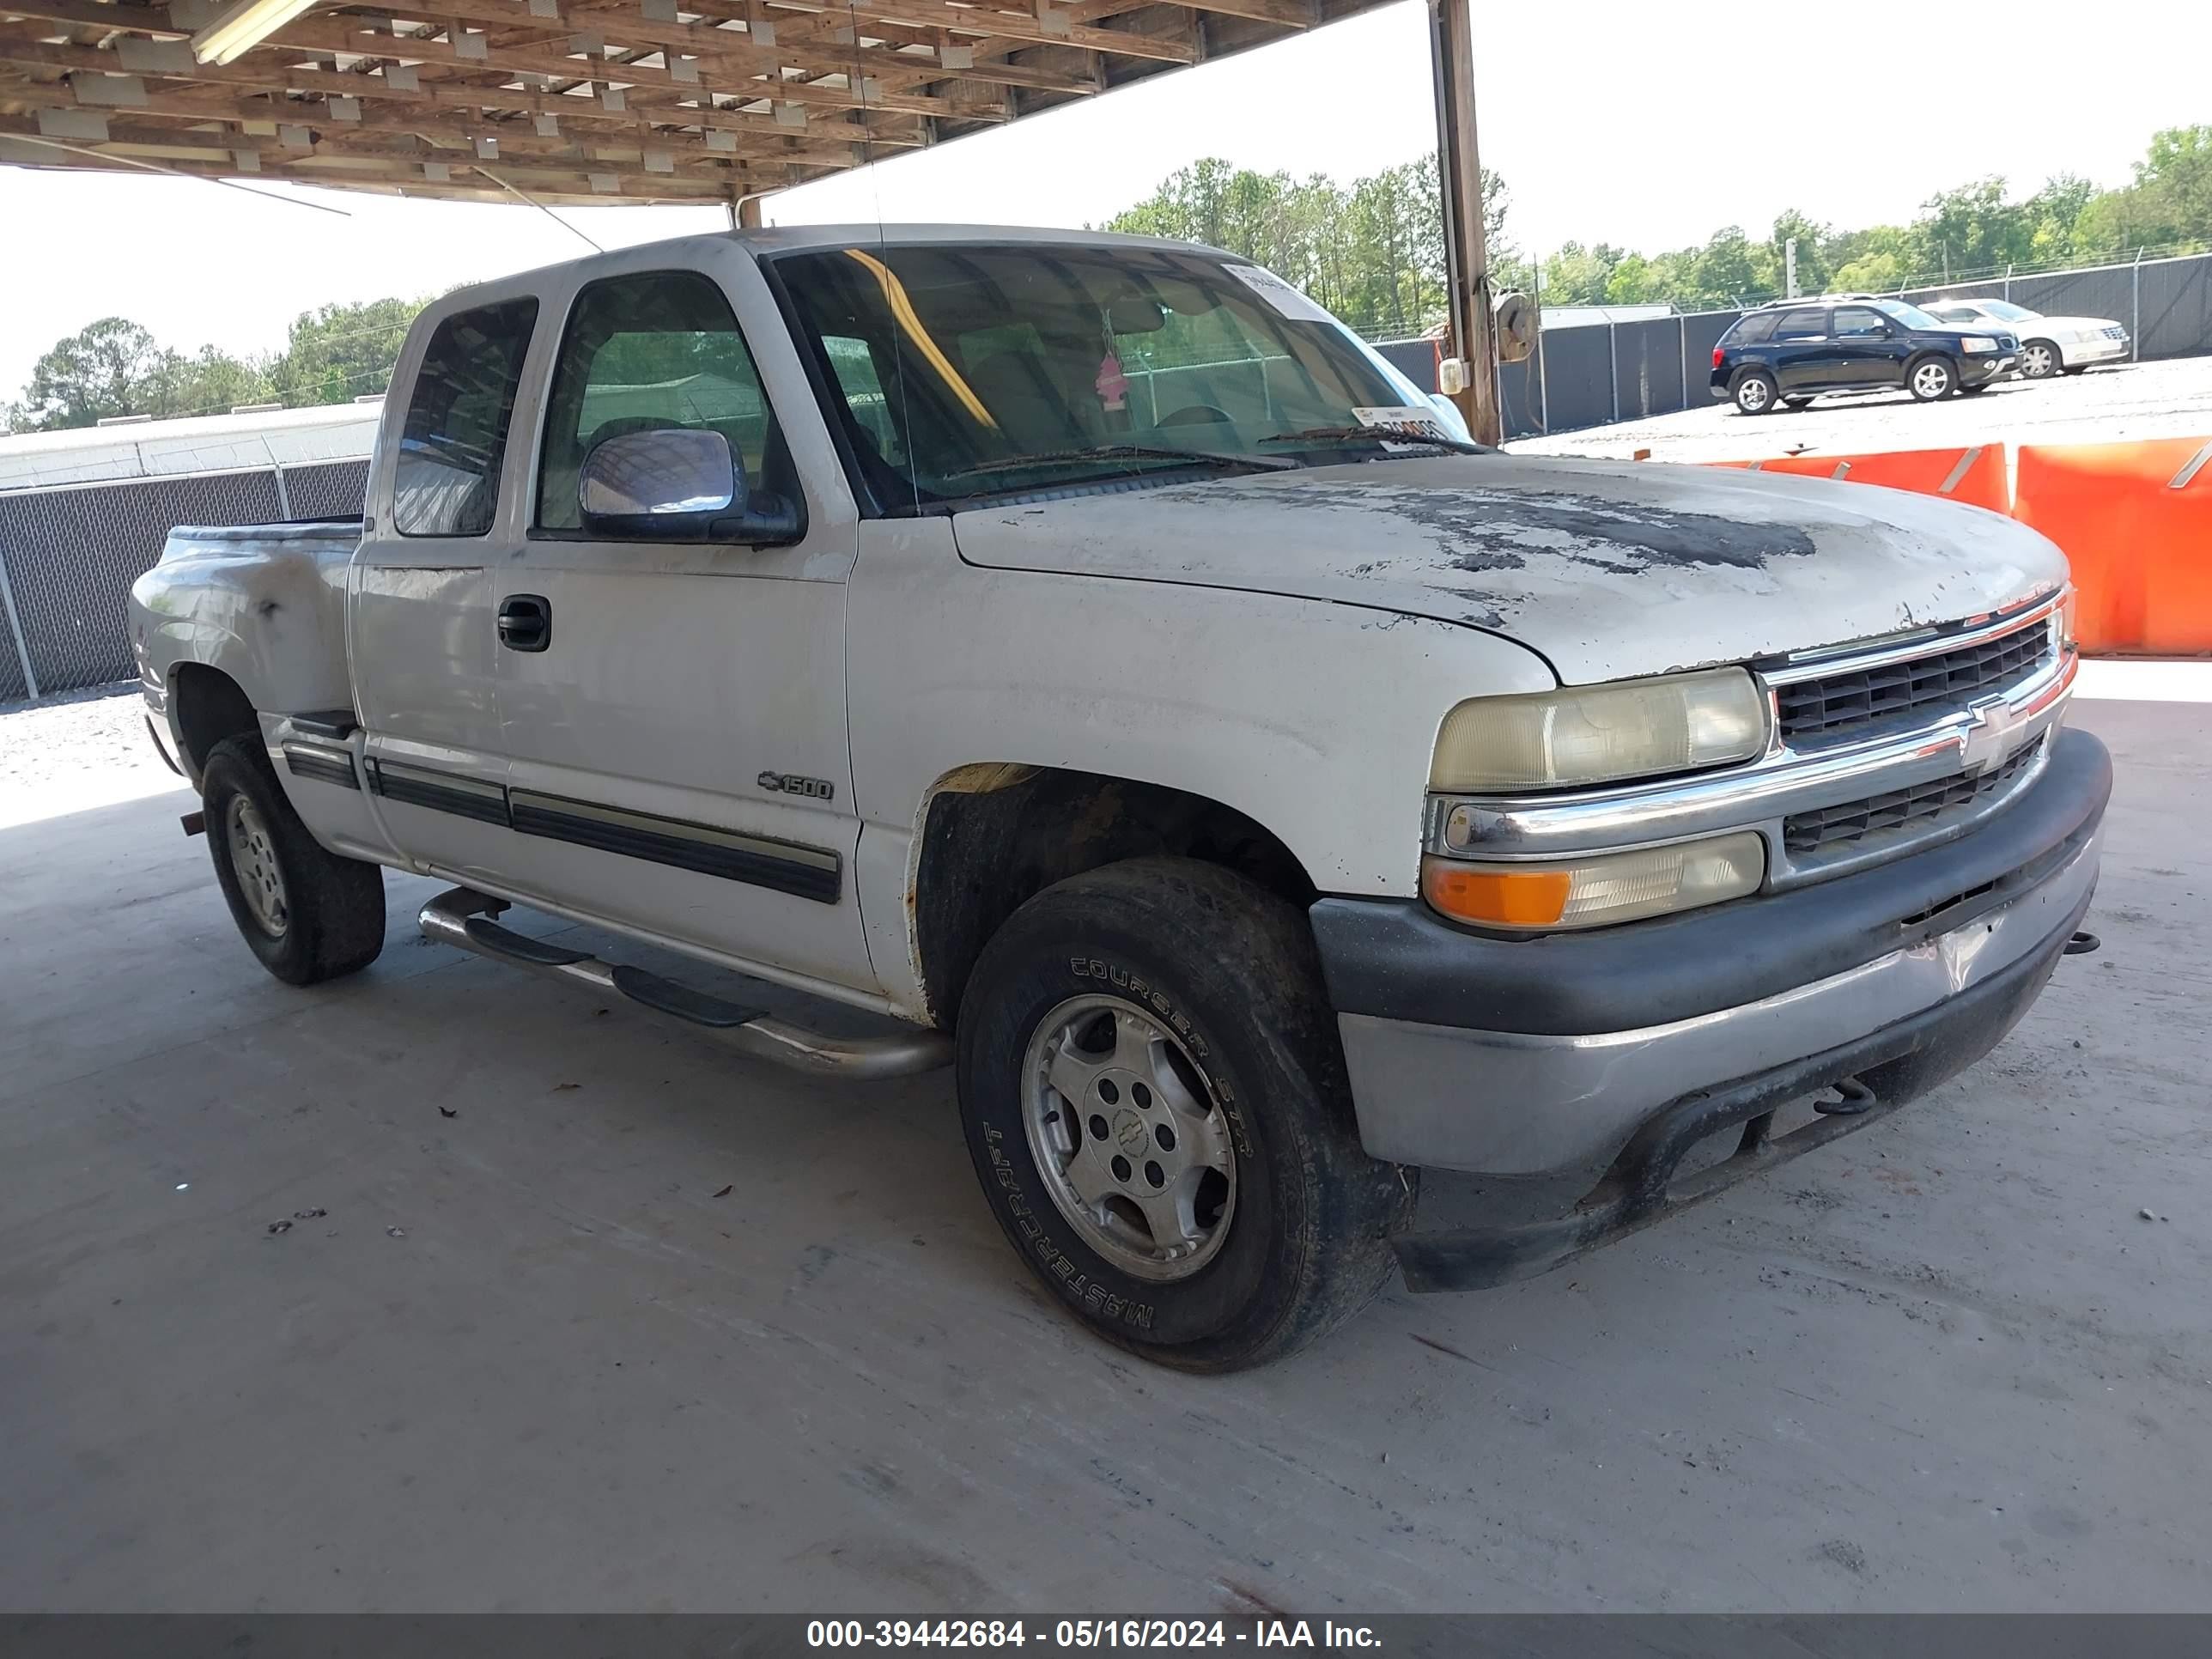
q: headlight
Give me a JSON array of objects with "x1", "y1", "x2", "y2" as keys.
[
  {"x1": 1963, "y1": 336, "x2": 1998, "y2": 353},
  {"x1": 1421, "y1": 832, "x2": 1766, "y2": 931},
  {"x1": 1430, "y1": 668, "x2": 1768, "y2": 793}
]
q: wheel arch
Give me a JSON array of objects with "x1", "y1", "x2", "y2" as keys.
[
  {"x1": 168, "y1": 662, "x2": 261, "y2": 787},
  {"x1": 910, "y1": 763, "x2": 1319, "y2": 1032}
]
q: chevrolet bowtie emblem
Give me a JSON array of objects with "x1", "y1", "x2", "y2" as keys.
[{"x1": 1960, "y1": 699, "x2": 2022, "y2": 773}]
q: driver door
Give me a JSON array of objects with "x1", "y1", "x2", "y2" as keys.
[
  {"x1": 484, "y1": 249, "x2": 875, "y2": 996},
  {"x1": 1830, "y1": 305, "x2": 1909, "y2": 388}
]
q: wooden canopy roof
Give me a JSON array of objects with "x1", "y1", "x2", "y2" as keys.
[{"x1": 0, "y1": 0, "x2": 1389, "y2": 206}]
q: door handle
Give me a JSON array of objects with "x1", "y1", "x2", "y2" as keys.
[{"x1": 498, "y1": 594, "x2": 550, "y2": 653}]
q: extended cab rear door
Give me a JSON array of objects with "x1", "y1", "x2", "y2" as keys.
[
  {"x1": 483, "y1": 240, "x2": 876, "y2": 998},
  {"x1": 350, "y1": 289, "x2": 540, "y2": 885}
]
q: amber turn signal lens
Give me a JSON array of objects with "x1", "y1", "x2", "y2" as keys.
[
  {"x1": 1421, "y1": 863, "x2": 1574, "y2": 927},
  {"x1": 1421, "y1": 833, "x2": 1766, "y2": 932}
]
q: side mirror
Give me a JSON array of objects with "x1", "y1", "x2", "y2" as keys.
[{"x1": 578, "y1": 428, "x2": 802, "y2": 544}]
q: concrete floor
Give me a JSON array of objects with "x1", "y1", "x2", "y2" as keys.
[{"x1": 2, "y1": 690, "x2": 2209, "y2": 1613}]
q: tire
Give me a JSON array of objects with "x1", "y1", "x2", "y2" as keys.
[
  {"x1": 955, "y1": 857, "x2": 1414, "y2": 1371},
  {"x1": 201, "y1": 733, "x2": 386, "y2": 986},
  {"x1": 1906, "y1": 355, "x2": 1955, "y2": 402},
  {"x1": 2020, "y1": 339, "x2": 2061, "y2": 380},
  {"x1": 1732, "y1": 369, "x2": 1779, "y2": 416}
]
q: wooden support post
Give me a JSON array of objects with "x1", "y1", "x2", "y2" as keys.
[
  {"x1": 737, "y1": 192, "x2": 764, "y2": 228},
  {"x1": 1428, "y1": 0, "x2": 1500, "y2": 446}
]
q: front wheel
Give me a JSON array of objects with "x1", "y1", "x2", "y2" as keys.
[
  {"x1": 202, "y1": 733, "x2": 386, "y2": 986},
  {"x1": 1907, "y1": 356, "x2": 1956, "y2": 401},
  {"x1": 956, "y1": 858, "x2": 1413, "y2": 1370},
  {"x1": 2021, "y1": 339, "x2": 2061, "y2": 380}
]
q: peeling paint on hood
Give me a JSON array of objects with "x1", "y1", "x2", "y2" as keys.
[{"x1": 950, "y1": 453, "x2": 2068, "y2": 684}]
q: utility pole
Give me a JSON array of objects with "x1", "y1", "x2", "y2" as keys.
[
  {"x1": 1428, "y1": 0, "x2": 1501, "y2": 445},
  {"x1": 1784, "y1": 237, "x2": 1799, "y2": 299}
]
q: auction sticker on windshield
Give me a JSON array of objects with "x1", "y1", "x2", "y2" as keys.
[
  {"x1": 1221, "y1": 264, "x2": 1335, "y2": 323},
  {"x1": 1351, "y1": 405, "x2": 1460, "y2": 447}
]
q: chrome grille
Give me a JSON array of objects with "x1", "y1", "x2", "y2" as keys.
[
  {"x1": 1775, "y1": 621, "x2": 2052, "y2": 742},
  {"x1": 1784, "y1": 738, "x2": 2045, "y2": 855}
]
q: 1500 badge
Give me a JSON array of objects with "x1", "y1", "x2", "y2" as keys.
[{"x1": 759, "y1": 770, "x2": 836, "y2": 800}]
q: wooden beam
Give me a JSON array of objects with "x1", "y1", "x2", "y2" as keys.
[{"x1": 761, "y1": 0, "x2": 1196, "y2": 63}]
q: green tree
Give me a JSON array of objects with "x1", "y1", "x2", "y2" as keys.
[
  {"x1": 146, "y1": 346, "x2": 276, "y2": 419},
  {"x1": 269, "y1": 296, "x2": 425, "y2": 406},
  {"x1": 2133, "y1": 124, "x2": 2212, "y2": 244},
  {"x1": 15, "y1": 317, "x2": 167, "y2": 429},
  {"x1": 1766, "y1": 210, "x2": 1832, "y2": 296},
  {"x1": 1691, "y1": 227, "x2": 1760, "y2": 305},
  {"x1": 1101, "y1": 155, "x2": 1513, "y2": 337}
]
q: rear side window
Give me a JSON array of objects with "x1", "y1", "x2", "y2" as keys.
[
  {"x1": 1727, "y1": 311, "x2": 1778, "y2": 344},
  {"x1": 1770, "y1": 307, "x2": 1829, "y2": 341},
  {"x1": 393, "y1": 299, "x2": 538, "y2": 538},
  {"x1": 536, "y1": 269, "x2": 781, "y2": 534}
]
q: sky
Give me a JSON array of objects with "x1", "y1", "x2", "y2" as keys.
[{"x1": 3, "y1": 0, "x2": 2209, "y2": 398}]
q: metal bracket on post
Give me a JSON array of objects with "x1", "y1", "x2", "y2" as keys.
[{"x1": 0, "y1": 543, "x2": 40, "y2": 702}]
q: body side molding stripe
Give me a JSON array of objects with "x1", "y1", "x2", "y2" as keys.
[{"x1": 283, "y1": 743, "x2": 362, "y2": 791}]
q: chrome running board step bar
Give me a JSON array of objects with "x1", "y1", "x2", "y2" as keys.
[{"x1": 419, "y1": 887, "x2": 951, "y2": 1080}]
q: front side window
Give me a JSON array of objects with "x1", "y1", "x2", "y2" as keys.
[
  {"x1": 393, "y1": 298, "x2": 538, "y2": 538},
  {"x1": 537, "y1": 270, "x2": 782, "y2": 534},
  {"x1": 769, "y1": 242, "x2": 1435, "y2": 507},
  {"x1": 1770, "y1": 307, "x2": 1829, "y2": 341},
  {"x1": 1929, "y1": 304, "x2": 1980, "y2": 325},
  {"x1": 1832, "y1": 307, "x2": 1892, "y2": 337}
]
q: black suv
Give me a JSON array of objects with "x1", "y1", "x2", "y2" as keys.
[{"x1": 1710, "y1": 295, "x2": 2018, "y2": 415}]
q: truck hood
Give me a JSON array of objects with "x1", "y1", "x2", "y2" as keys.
[{"x1": 949, "y1": 453, "x2": 2066, "y2": 684}]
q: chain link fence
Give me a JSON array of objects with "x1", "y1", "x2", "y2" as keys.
[{"x1": 0, "y1": 459, "x2": 368, "y2": 704}]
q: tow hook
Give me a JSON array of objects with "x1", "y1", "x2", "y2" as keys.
[
  {"x1": 1814, "y1": 1077, "x2": 1877, "y2": 1117},
  {"x1": 2063, "y1": 930, "x2": 2101, "y2": 957}
]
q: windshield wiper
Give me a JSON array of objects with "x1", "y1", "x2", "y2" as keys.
[
  {"x1": 1259, "y1": 425, "x2": 1488, "y2": 456},
  {"x1": 942, "y1": 444, "x2": 1294, "y2": 481}
]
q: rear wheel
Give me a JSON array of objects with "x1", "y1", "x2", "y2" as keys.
[
  {"x1": 2021, "y1": 339, "x2": 2061, "y2": 380},
  {"x1": 202, "y1": 733, "x2": 386, "y2": 986},
  {"x1": 1907, "y1": 355, "x2": 1956, "y2": 402},
  {"x1": 1732, "y1": 369, "x2": 1779, "y2": 415},
  {"x1": 955, "y1": 857, "x2": 1413, "y2": 1370}
]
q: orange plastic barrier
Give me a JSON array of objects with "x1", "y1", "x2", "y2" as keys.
[
  {"x1": 2013, "y1": 437, "x2": 2212, "y2": 656},
  {"x1": 1708, "y1": 446, "x2": 2011, "y2": 514}
]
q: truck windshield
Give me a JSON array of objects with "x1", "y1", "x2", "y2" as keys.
[{"x1": 768, "y1": 241, "x2": 1452, "y2": 508}]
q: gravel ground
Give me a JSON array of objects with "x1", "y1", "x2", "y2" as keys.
[
  {"x1": 1510, "y1": 355, "x2": 2212, "y2": 465},
  {"x1": 0, "y1": 683, "x2": 179, "y2": 822}
]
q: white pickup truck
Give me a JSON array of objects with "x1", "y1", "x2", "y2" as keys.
[{"x1": 131, "y1": 225, "x2": 2108, "y2": 1370}]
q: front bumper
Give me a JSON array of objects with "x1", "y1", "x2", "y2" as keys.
[
  {"x1": 1961, "y1": 352, "x2": 2016, "y2": 386},
  {"x1": 1312, "y1": 726, "x2": 2111, "y2": 1177},
  {"x1": 2069, "y1": 335, "x2": 2129, "y2": 365}
]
